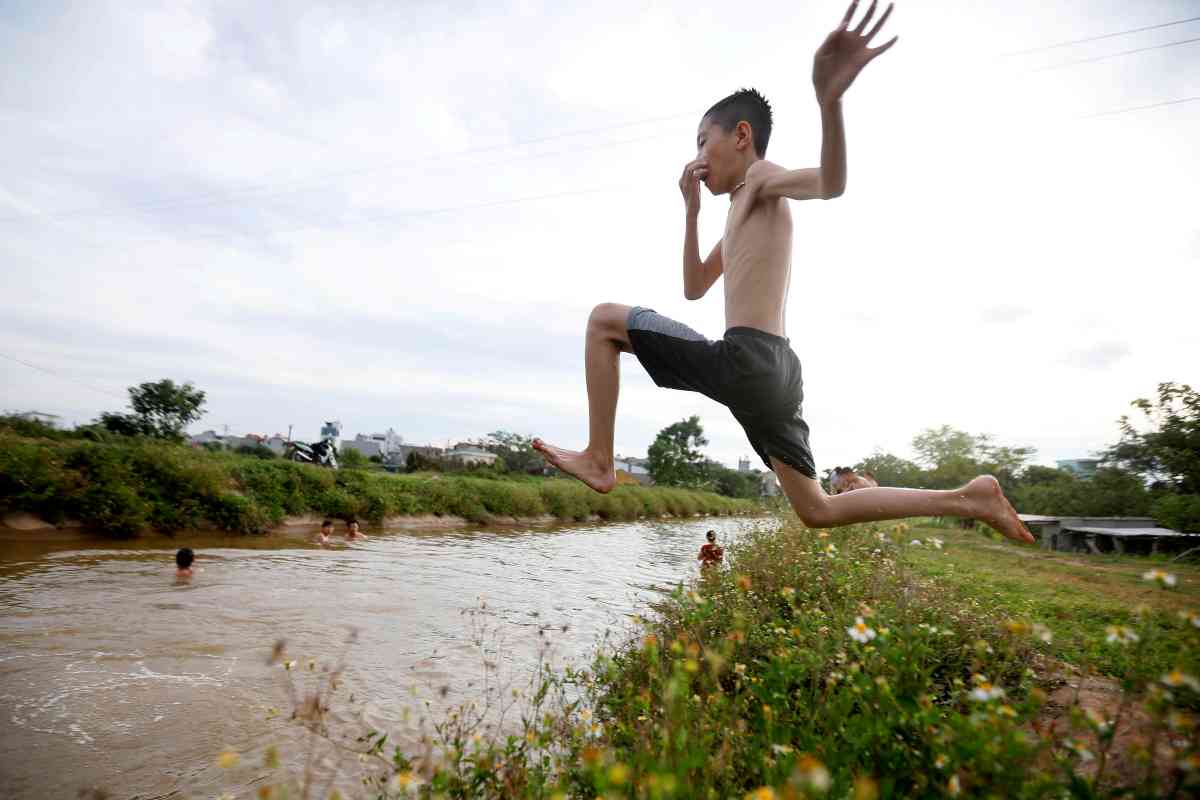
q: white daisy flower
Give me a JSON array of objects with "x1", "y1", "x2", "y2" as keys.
[
  {"x1": 1162, "y1": 669, "x2": 1200, "y2": 692},
  {"x1": 1142, "y1": 569, "x2": 1178, "y2": 588},
  {"x1": 1105, "y1": 625, "x2": 1139, "y2": 645},
  {"x1": 847, "y1": 617, "x2": 876, "y2": 643}
]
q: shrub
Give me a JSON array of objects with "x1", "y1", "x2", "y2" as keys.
[{"x1": 1152, "y1": 493, "x2": 1200, "y2": 533}]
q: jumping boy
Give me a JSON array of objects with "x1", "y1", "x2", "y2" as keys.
[{"x1": 533, "y1": 1, "x2": 1033, "y2": 544}]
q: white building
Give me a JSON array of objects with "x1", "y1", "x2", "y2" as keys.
[
  {"x1": 616, "y1": 455, "x2": 654, "y2": 486},
  {"x1": 13, "y1": 410, "x2": 61, "y2": 428},
  {"x1": 445, "y1": 445, "x2": 498, "y2": 467}
]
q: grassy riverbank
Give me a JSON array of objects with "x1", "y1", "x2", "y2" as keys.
[
  {"x1": 0, "y1": 431, "x2": 758, "y2": 537},
  {"x1": 256, "y1": 517, "x2": 1200, "y2": 798}
]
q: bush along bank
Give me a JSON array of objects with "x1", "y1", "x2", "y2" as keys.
[
  {"x1": 260, "y1": 519, "x2": 1200, "y2": 799},
  {"x1": 0, "y1": 434, "x2": 759, "y2": 537}
]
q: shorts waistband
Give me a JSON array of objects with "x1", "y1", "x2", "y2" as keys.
[{"x1": 724, "y1": 326, "x2": 790, "y2": 345}]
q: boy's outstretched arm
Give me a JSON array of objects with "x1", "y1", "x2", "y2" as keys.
[
  {"x1": 748, "y1": 0, "x2": 897, "y2": 203},
  {"x1": 680, "y1": 157, "x2": 723, "y2": 300}
]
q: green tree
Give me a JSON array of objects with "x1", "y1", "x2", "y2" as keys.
[
  {"x1": 1019, "y1": 465, "x2": 1075, "y2": 487},
  {"x1": 1104, "y1": 382, "x2": 1200, "y2": 494},
  {"x1": 701, "y1": 459, "x2": 762, "y2": 499},
  {"x1": 476, "y1": 431, "x2": 542, "y2": 474},
  {"x1": 99, "y1": 379, "x2": 206, "y2": 440},
  {"x1": 236, "y1": 444, "x2": 277, "y2": 460},
  {"x1": 647, "y1": 416, "x2": 709, "y2": 489},
  {"x1": 911, "y1": 426, "x2": 981, "y2": 468},
  {"x1": 910, "y1": 426, "x2": 1034, "y2": 489},
  {"x1": 853, "y1": 450, "x2": 926, "y2": 488},
  {"x1": 340, "y1": 448, "x2": 369, "y2": 469}
]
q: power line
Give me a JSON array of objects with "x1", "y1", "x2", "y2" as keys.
[
  {"x1": 1076, "y1": 95, "x2": 1200, "y2": 119},
  {"x1": 0, "y1": 128, "x2": 677, "y2": 228},
  {"x1": 0, "y1": 351, "x2": 127, "y2": 401},
  {"x1": 1035, "y1": 36, "x2": 1200, "y2": 70},
  {"x1": 11, "y1": 90, "x2": 1196, "y2": 251},
  {"x1": 1001, "y1": 15, "x2": 1200, "y2": 56},
  {"x1": 0, "y1": 111, "x2": 695, "y2": 225}
]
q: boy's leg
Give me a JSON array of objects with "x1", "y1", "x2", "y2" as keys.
[
  {"x1": 533, "y1": 302, "x2": 633, "y2": 493},
  {"x1": 771, "y1": 458, "x2": 1034, "y2": 543}
]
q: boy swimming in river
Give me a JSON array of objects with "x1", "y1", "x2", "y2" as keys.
[
  {"x1": 175, "y1": 547, "x2": 194, "y2": 580},
  {"x1": 698, "y1": 530, "x2": 724, "y2": 569},
  {"x1": 533, "y1": 1, "x2": 1033, "y2": 544}
]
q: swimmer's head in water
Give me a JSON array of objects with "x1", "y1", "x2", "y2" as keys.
[
  {"x1": 348, "y1": 520, "x2": 359, "y2": 533},
  {"x1": 176, "y1": 547, "x2": 194, "y2": 569},
  {"x1": 697, "y1": 88, "x2": 772, "y2": 194},
  {"x1": 321, "y1": 519, "x2": 333, "y2": 533},
  {"x1": 706, "y1": 530, "x2": 717, "y2": 543}
]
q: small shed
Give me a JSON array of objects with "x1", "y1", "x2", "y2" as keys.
[{"x1": 1018, "y1": 514, "x2": 1200, "y2": 555}]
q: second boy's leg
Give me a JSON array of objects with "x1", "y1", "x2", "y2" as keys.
[
  {"x1": 533, "y1": 302, "x2": 633, "y2": 493},
  {"x1": 771, "y1": 458, "x2": 1034, "y2": 543}
]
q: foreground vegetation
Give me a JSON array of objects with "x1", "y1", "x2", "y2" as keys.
[
  {"x1": 0, "y1": 429, "x2": 757, "y2": 537},
  {"x1": 243, "y1": 518, "x2": 1200, "y2": 799}
]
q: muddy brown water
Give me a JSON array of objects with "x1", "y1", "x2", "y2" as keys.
[{"x1": 0, "y1": 515, "x2": 777, "y2": 798}]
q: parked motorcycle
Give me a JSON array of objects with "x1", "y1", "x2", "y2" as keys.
[{"x1": 285, "y1": 438, "x2": 339, "y2": 469}]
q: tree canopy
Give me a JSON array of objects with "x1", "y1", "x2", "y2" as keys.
[
  {"x1": 647, "y1": 416, "x2": 709, "y2": 489},
  {"x1": 99, "y1": 379, "x2": 206, "y2": 440}
]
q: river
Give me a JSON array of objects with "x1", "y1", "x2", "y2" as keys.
[{"x1": 0, "y1": 514, "x2": 778, "y2": 798}]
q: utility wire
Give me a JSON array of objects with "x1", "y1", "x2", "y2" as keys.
[
  {"x1": 1076, "y1": 95, "x2": 1200, "y2": 119},
  {"x1": 1035, "y1": 36, "x2": 1200, "y2": 70},
  {"x1": 1001, "y1": 15, "x2": 1200, "y2": 56},
  {"x1": 0, "y1": 128, "x2": 677, "y2": 227},
  {"x1": 2, "y1": 23, "x2": 1197, "y2": 233},
  {"x1": 0, "y1": 351, "x2": 127, "y2": 401},
  {"x1": 6, "y1": 91, "x2": 1194, "y2": 251},
  {"x1": 0, "y1": 111, "x2": 695, "y2": 225}
]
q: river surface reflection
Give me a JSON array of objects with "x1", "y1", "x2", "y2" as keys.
[{"x1": 0, "y1": 514, "x2": 778, "y2": 799}]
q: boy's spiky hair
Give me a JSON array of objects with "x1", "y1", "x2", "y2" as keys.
[{"x1": 703, "y1": 88, "x2": 773, "y2": 157}]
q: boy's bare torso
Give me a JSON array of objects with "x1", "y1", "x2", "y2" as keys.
[{"x1": 721, "y1": 164, "x2": 794, "y2": 338}]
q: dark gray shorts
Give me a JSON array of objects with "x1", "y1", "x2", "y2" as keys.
[{"x1": 626, "y1": 306, "x2": 816, "y2": 478}]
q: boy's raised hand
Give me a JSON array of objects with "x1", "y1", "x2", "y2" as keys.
[
  {"x1": 679, "y1": 158, "x2": 708, "y2": 217},
  {"x1": 812, "y1": 0, "x2": 897, "y2": 105}
]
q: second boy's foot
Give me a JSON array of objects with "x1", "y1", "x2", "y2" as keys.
[
  {"x1": 532, "y1": 439, "x2": 616, "y2": 494},
  {"x1": 962, "y1": 475, "x2": 1035, "y2": 544}
]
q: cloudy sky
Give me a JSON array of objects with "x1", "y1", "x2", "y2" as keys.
[{"x1": 2, "y1": 0, "x2": 1198, "y2": 472}]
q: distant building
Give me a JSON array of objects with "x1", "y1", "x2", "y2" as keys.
[
  {"x1": 13, "y1": 410, "x2": 61, "y2": 428},
  {"x1": 738, "y1": 457, "x2": 752, "y2": 473},
  {"x1": 761, "y1": 472, "x2": 782, "y2": 497},
  {"x1": 320, "y1": 420, "x2": 342, "y2": 441},
  {"x1": 190, "y1": 429, "x2": 227, "y2": 447},
  {"x1": 445, "y1": 445, "x2": 498, "y2": 467},
  {"x1": 341, "y1": 437, "x2": 384, "y2": 459},
  {"x1": 616, "y1": 455, "x2": 654, "y2": 486},
  {"x1": 264, "y1": 434, "x2": 288, "y2": 455},
  {"x1": 1056, "y1": 458, "x2": 1101, "y2": 479},
  {"x1": 387, "y1": 444, "x2": 444, "y2": 466},
  {"x1": 354, "y1": 428, "x2": 403, "y2": 457}
]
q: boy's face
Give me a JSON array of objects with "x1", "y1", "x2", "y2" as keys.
[{"x1": 696, "y1": 118, "x2": 751, "y2": 195}]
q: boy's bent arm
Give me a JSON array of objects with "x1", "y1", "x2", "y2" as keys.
[
  {"x1": 683, "y1": 218, "x2": 723, "y2": 300},
  {"x1": 749, "y1": 100, "x2": 846, "y2": 203}
]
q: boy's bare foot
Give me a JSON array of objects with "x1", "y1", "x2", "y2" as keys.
[
  {"x1": 962, "y1": 475, "x2": 1035, "y2": 544},
  {"x1": 532, "y1": 439, "x2": 616, "y2": 493}
]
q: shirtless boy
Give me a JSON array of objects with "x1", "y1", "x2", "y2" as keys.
[{"x1": 533, "y1": 1, "x2": 1033, "y2": 544}]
